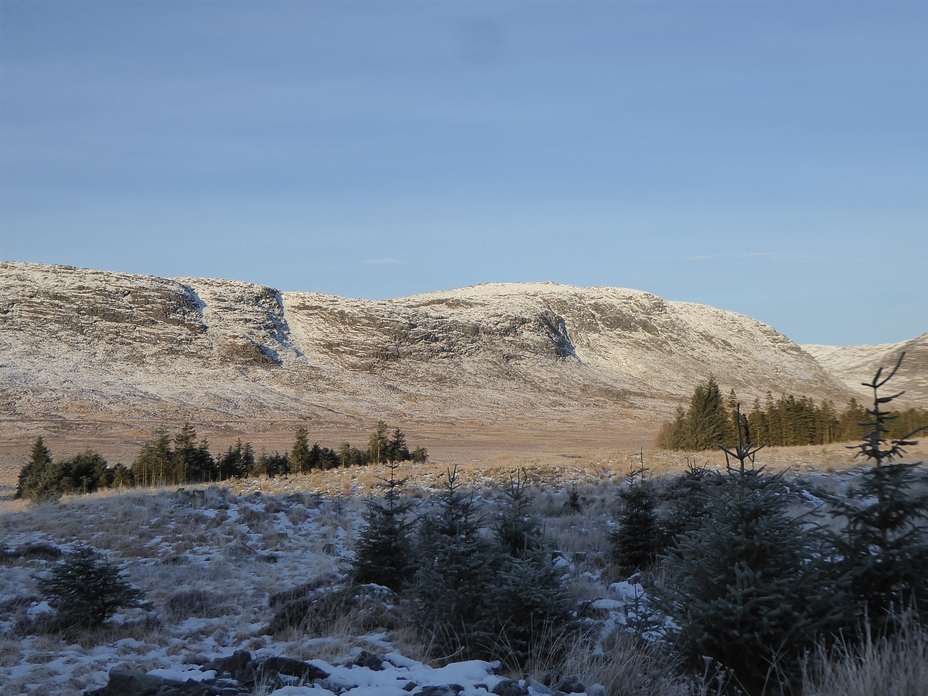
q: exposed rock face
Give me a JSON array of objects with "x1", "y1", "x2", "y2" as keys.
[
  {"x1": 803, "y1": 332, "x2": 928, "y2": 407},
  {"x1": 0, "y1": 262, "x2": 855, "y2": 434}
]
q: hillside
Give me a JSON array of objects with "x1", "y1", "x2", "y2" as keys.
[
  {"x1": 803, "y1": 332, "x2": 928, "y2": 407},
  {"x1": 0, "y1": 262, "x2": 857, "y2": 444}
]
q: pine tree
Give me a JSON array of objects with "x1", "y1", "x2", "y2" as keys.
[
  {"x1": 388, "y1": 428, "x2": 411, "y2": 462},
  {"x1": 37, "y1": 546, "x2": 145, "y2": 629},
  {"x1": 132, "y1": 430, "x2": 172, "y2": 486},
  {"x1": 407, "y1": 466, "x2": 497, "y2": 658},
  {"x1": 827, "y1": 353, "x2": 928, "y2": 634},
  {"x1": 659, "y1": 463, "x2": 713, "y2": 545},
  {"x1": 353, "y1": 460, "x2": 414, "y2": 592}
]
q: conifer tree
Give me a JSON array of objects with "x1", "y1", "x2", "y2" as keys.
[
  {"x1": 388, "y1": 428, "x2": 411, "y2": 462},
  {"x1": 367, "y1": 421, "x2": 391, "y2": 464},
  {"x1": 353, "y1": 460, "x2": 414, "y2": 592},
  {"x1": 408, "y1": 466, "x2": 497, "y2": 658},
  {"x1": 291, "y1": 427, "x2": 311, "y2": 473},
  {"x1": 652, "y1": 417, "x2": 843, "y2": 692},
  {"x1": 132, "y1": 430, "x2": 172, "y2": 486},
  {"x1": 16, "y1": 437, "x2": 54, "y2": 501},
  {"x1": 610, "y1": 469, "x2": 660, "y2": 575},
  {"x1": 487, "y1": 472, "x2": 575, "y2": 667},
  {"x1": 37, "y1": 546, "x2": 145, "y2": 629},
  {"x1": 827, "y1": 353, "x2": 928, "y2": 634}
]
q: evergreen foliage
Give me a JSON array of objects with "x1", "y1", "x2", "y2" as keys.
[
  {"x1": 408, "y1": 466, "x2": 497, "y2": 659},
  {"x1": 17, "y1": 443, "x2": 115, "y2": 501},
  {"x1": 658, "y1": 378, "x2": 925, "y2": 451},
  {"x1": 131, "y1": 430, "x2": 172, "y2": 486},
  {"x1": 653, "y1": 422, "x2": 845, "y2": 693},
  {"x1": 253, "y1": 451, "x2": 289, "y2": 477},
  {"x1": 37, "y1": 545, "x2": 145, "y2": 629},
  {"x1": 173, "y1": 422, "x2": 214, "y2": 483},
  {"x1": 217, "y1": 439, "x2": 255, "y2": 480},
  {"x1": 353, "y1": 460, "x2": 415, "y2": 592},
  {"x1": 610, "y1": 469, "x2": 660, "y2": 575},
  {"x1": 659, "y1": 463, "x2": 713, "y2": 546},
  {"x1": 827, "y1": 353, "x2": 928, "y2": 634},
  {"x1": 486, "y1": 471, "x2": 575, "y2": 667},
  {"x1": 16, "y1": 437, "x2": 56, "y2": 501},
  {"x1": 16, "y1": 421, "x2": 427, "y2": 499},
  {"x1": 291, "y1": 427, "x2": 311, "y2": 473}
]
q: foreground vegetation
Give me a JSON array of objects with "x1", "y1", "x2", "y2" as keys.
[{"x1": 4, "y1": 358, "x2": 927, "y2": 695}]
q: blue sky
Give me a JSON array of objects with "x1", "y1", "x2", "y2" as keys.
[{"x1": 1, "y1": 1, "x2": 926, "y2": 347}]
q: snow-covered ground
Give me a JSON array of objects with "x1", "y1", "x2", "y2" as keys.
[
  {"x1": 0, "y1": 475, "x2": 631, "y2": 695},
  {"x1": 2, "y1": 459, "x2": 917, "y2": 696}
]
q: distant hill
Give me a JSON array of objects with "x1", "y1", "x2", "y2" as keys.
[
  {"x1": 803, "y1": 332, "x2": 928, "y2": 408},
  {"x1": 0, "y1": 262, "x2": 863, "y2": 441}
]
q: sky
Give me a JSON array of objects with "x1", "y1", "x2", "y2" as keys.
[{"x1": 1, "y1": 1, "x2": 926, "y2": 347}]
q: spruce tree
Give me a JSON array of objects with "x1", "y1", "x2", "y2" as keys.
[
  {"x1": 367, "y1": 421, "x2": 391, "y2": 464},
  {"x1": 132, "y1": 430, "x2": 172, "y2": 486},
  {"x1": 610, "y1": 469, "x2": 660, "y2": 575},
  {"x1": 652, "y1": 418, "x2": 843, "y2": 692},
  {"x1": 16, "y1": 437, "x2": 54, "y2": 501},
  {"x1": 486, "y1": 472, "x2": 575, "y2": 667},
  {"x1": 37, "y1": 546, "x2": 145, "y2": 629},
  {"x1": 827, "y1": 353, "x2": 928, "y2": 634},
  {"x1": 353, "y1": 460, "x2": 415, "y2": 592},
  {"x1": 291, "y1": 427, "x2": 311, "y2": 473},
  {"x1": 407, "y1": 466, "x2": 497, "y2": 658}
]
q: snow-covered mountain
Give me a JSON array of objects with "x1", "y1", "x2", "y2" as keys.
[
  {"x1": 803, "y1": 332, "x2": 928, "y2": 407},
  {"x1": 1, "y1": 262, "x2": 858, "y2": 435}
]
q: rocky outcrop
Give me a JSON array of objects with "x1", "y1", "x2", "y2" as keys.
[{"x1": 1, "y1": 262, "x2": 857, "y2": 434}]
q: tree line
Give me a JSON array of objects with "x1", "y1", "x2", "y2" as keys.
[
  {"x1": 657, "y1": 374, "x2": 928, "y2": 451},
  {"x1": 15, "y1": 420, "x2": 428, "y2": 501}
]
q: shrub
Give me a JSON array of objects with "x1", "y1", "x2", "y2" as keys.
[{"x1": 37, "y1": 545, "x2": 145, "y2": 629}]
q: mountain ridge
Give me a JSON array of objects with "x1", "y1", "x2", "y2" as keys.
[{"x1": 2, "y1": 262, "x2": 885, "y2": 445}]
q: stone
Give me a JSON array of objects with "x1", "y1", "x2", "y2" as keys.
[
  {"x1": 493, "y1": 679, "x2": 528, "y2": 696},
  {"x1": 350, "y1": 650, "x2": 385, "y2": 671},
  {"x1": 554, "y1": 675, "x2": 585, "y2": 694}
]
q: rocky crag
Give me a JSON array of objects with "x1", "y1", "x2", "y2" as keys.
[{"x1": 0, "y1": 262, "x2": 862, "y2": 442}]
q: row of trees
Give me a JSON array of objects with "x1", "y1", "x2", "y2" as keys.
[
  {"x1": 658, "y1": 374, "x2": 928, "y2": 450},
  {"x1": 16, "y1": 421, "x2": 428, "y2": 501},
  {"x1": 617, "y1": 356, "x2": 928, "y2": 692}
]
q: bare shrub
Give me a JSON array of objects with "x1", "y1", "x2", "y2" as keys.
[{"x1": 165, "y1": 589, "x2": 227, "y2": 619}]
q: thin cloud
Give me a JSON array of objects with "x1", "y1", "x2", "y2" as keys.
[
  {"x1": 363, "y1": 258, "x2": 403, "y2": 266},
  {"x1": 678, "y1": 252, "x2": 812, "y2": 262}
]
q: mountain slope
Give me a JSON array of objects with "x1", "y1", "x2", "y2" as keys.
[
  {"x1": 803, "y1": 332, "x2": 928, "y2": 407},
  {"x1": 1, "y1": 262, "x2": 854, "y2": 437}
]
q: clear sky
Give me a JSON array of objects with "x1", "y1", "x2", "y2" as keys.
[{"x1": 1, "y1": 1, "x2": 926, "y2": 347}]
